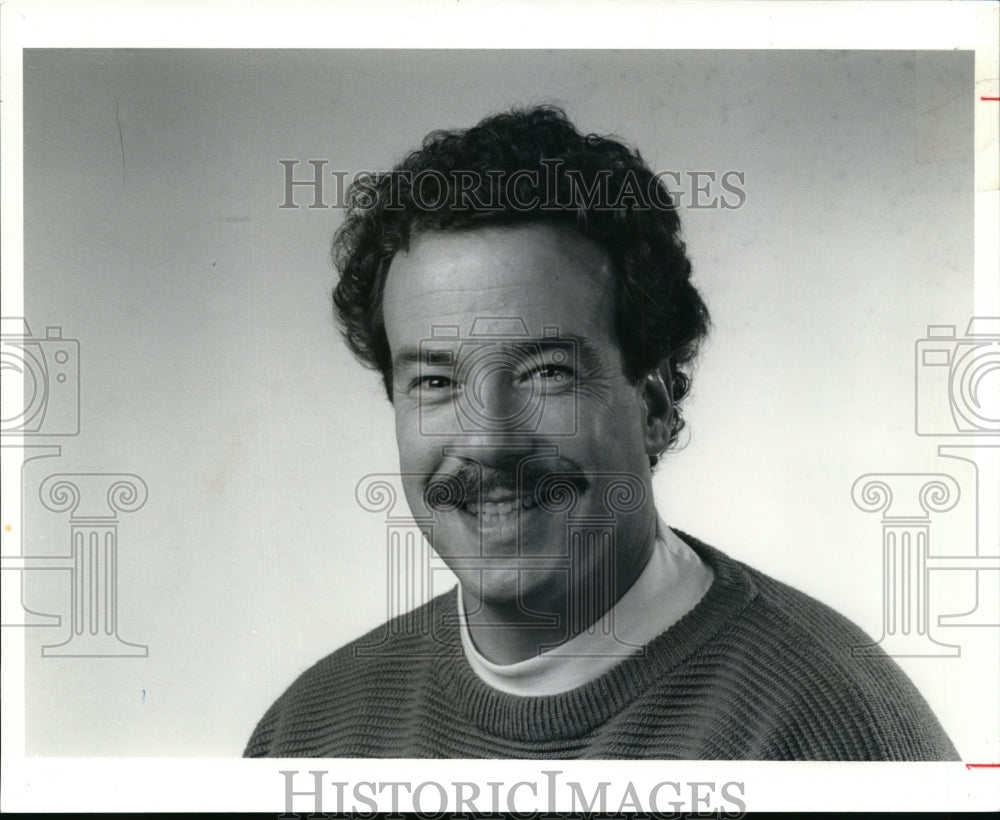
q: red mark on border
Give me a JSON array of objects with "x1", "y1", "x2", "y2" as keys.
[
  {"x1": 965, "y1": 762, "x2": 1000, "y2": 769},
  {"x1": 981, "y1": 96, "x2": 1000, "y2": 101}
]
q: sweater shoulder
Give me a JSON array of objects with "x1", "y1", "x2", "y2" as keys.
[
  {"x1": 243, "y1": 588, "x2": 460, "y2": 758},
  {"x1": 685, "y1": 537, "x2": 958, "y2": 760}
]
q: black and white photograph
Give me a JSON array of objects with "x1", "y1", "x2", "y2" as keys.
[{"x1": 2, "y1": 0, "x2": 998, "y2": 813}]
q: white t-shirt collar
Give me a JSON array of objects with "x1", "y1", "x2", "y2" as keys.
[{"x1": 457, "y1": 517, "x2": 714, "y2": 696}]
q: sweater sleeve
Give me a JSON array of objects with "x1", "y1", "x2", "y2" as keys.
[
  {"x1": 739, "y1": 576, "x2": 959, "y2": 761},
  {"x1": 243, "y1": 698, "x2": 280, "y2": 758}
]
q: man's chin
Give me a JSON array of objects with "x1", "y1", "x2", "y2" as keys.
[
  {"x1": 430, "y1": 503, "x2": 573, "y2": 610},
  {"x1": 458, "y1": 566, "x2": 563, "y2": 612}
]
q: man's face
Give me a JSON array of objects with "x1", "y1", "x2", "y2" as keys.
[{"x1": 383, "y1": 222, "x2": 661, "y2": 613}]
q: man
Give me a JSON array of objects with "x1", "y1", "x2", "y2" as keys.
[{"x1": 245, "y1": 106, "x2": 957, "y2": 760}]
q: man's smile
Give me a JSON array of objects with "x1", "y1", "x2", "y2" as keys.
[{"x1": 465, "y1": 490, "x2": 539, "y2": 519}]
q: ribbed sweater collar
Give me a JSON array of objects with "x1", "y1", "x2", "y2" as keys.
[{"x1": 432, "y1": 530, "x2": 758, "y2": 742}]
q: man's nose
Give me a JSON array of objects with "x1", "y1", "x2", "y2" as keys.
[{"x1": 454, "y1": 368, "x2": 536, "y2": 467}]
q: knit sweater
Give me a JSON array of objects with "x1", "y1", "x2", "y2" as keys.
[{"x1": 244, "y1": 531, "x2": 958, "y2": 760}]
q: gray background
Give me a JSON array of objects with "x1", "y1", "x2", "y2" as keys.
[{"x1": 18, "y1": 49, "x2": 987, "y2": 756}]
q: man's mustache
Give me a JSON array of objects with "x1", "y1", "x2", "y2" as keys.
[{"x1": 423, "y1": 458, "x2": 589, "y2": 512}]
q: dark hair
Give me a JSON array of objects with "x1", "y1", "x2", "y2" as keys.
[{"x1": 332, "y1": 105, "x2": 710, "y2": 457}]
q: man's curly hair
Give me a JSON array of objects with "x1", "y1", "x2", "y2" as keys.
[{"x1": 332, "y1": 105, "x2": 710, "y2": 459}]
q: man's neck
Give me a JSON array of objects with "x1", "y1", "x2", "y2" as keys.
[{"x1": 461, "y1": 514, "x2": 659, "y2": 665}]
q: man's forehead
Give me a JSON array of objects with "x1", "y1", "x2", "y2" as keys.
[
  {"x1": 382, "y1": 224, "x2": 617, "y2": 338},
  {"x1": 391, "y1": 331, "x2": 605, "y2": 373}
]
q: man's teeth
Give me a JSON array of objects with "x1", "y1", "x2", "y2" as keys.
[{"x1": 465, "y1": 495, "x2": 536, "y2": 518}]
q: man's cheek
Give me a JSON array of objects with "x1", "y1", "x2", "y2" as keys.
[
  {"x1": 393, "y1": 406, "x2": 423, "y2": 460},
  {"x1": 399, "y1": 474, "x2": 432, "y2": 518},
  {"x1": 537, "y1": 397, "x2": 579, "y2": 437}
]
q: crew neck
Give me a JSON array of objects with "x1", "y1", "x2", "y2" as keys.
[
  {"x1": 457, "y1": 522, "x2": 714, "y2": 695},
  {"x1": 435, "y1": 531, "x2": 758, "y2": 742}
]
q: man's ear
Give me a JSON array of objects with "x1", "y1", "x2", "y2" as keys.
[{"x1": 641, "y1": 367, "x2": 673, "y2": 458}]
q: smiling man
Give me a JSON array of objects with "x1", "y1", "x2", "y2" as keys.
[
  {"x1": 383, "y1": 224, "x2": 705, "y2": 669},
  {"x1": 245, "y1": 106, "x2": 957, "y2": 760}
]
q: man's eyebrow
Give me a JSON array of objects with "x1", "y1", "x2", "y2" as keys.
[
  {"x1": 392, "y1": 347, "x2": 453, "y2": 370},
  {"x1": 391, "y1": 334, "x2": 604, "y2": 373}
]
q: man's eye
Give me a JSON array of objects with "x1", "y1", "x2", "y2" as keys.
[
  {"x1": 524, "y1": 364, "x2": 574, "y2": 384},
  {"x1": 415, "y1": 375, "x2": 455, "y2": 390}
]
